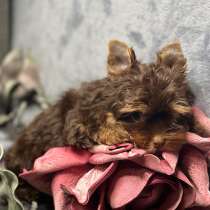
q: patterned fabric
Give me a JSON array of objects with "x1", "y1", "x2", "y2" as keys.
[{"x1": 0, "y1": 145, "x2": 24, "y2": 210}]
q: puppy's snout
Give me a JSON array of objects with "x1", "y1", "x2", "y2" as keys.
[
  {"x1": 152, "y1": 135, "x2": 163, "y2": 144},
  {"x1": 151, "y1": 134, "x2": 165, "y2": 148},
  {"x1": 144, "y1": 134, "x2": 165, "y2": 152}
]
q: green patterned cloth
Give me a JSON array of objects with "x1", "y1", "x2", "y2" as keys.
[{"x1": 0, "y1": 144, "x2": 24, "y2": 210}]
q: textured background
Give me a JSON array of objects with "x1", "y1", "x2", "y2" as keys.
[
  {"x1": 12, "y1": 0, "x2": 210, "y2": 115},
  {"x1": 0, "y1": 0, "x2": 10, "y2": 60}
]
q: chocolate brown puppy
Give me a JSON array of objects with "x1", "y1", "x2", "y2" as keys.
[{"x1": 4, "y1": 40, "x2": 200, "y2": 201}]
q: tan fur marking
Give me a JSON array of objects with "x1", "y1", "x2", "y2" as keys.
[
  {"x1": 96, "y1": 112, "x2": 129, "y2": 145},
  {"x1": 171, "y1": 103, "x2": 191, "y2": 114}
]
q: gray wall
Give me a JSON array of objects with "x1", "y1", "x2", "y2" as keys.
[
  {"x1": 0, "y1": 0, "x2": 10, "y2": 61},
  {"x1": 12, "y1": 0, "x2": 210, "y2": 115}
]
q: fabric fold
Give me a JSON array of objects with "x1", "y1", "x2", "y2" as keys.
[
  {"x1": 180, "y1": 146, "x2": 210, "y2": 207},
  {"x1": 108, "y1": 162, "x2": 153, "y2": 208}
]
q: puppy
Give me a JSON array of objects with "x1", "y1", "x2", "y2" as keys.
[{"x1": 4, "y1": 40, "x2": 200, "y2": 201}]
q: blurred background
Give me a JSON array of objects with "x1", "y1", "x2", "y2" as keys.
[
  {"x1": 0, "y1": 0, "x2": 10, "y2": 61},
  {"x1": 0, "y1": 0, "x2": 210, "y2": 147}
]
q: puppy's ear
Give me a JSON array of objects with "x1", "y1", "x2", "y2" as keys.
[
  {"x1": 157, "y1": 42, "x2": 187, "y2": 72},
  {"x1": 107, "y1": 40, "x2": 137, "y2": 76}
]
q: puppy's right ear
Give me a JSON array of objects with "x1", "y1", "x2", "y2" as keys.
[
  {"x1": 107, "y1": 40, "x2": 137, "y2": 77},
  {"x1": 157, "y1": 42, "x2": 187, "y2": 72}
]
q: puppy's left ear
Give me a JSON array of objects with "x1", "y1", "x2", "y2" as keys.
[
  {"x1": 157, "y1": 42, "x2": 187, "y2": 72},
  {"x1": 107, "y1": 40, "x2": 137, "y2": 76}
]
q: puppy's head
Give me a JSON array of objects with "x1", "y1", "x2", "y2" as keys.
[{"x1": 65, "y1": 40, "x2": 194, "y2": 152}]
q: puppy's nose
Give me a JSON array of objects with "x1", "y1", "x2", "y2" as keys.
[{"x1": 152, "y1": 135, "x2": 164, "y2": 148}]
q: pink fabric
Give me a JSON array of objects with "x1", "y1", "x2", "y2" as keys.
[{"x1": 19, "y1": 107, "x2": 210, "y2": 210}]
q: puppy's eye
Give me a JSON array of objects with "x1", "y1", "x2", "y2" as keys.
[{"x1": 118, "y1": 111, "x2": 142, "y2": 123}]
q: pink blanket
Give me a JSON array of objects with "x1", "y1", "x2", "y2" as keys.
[{"x1": 20, "y1": 107, "x2": 210, "y2": 210}]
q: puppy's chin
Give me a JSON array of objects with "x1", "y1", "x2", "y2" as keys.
[
  {"x1": 153, "y1": 132, "x2": 186, "y2": 153},
  {"x1": 131, "y1": 131, "x2": 186, "y2": 153}
]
